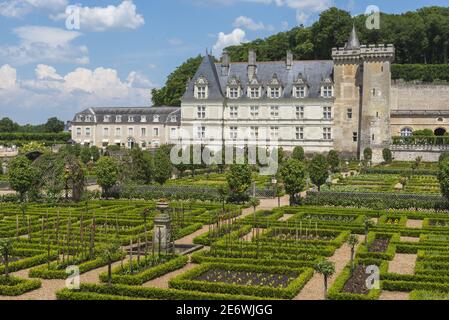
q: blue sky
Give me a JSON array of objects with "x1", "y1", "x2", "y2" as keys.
[{"x1": 0, "y1": 0, "x2": 447, "y2": 124}]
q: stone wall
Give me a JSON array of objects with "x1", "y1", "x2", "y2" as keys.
[
  {"x1": 392, "y1": 83, "x2": 449, "y2": 111},
  {"x1": 391, "y1": 145, "x2": 449, "y2": 162}
]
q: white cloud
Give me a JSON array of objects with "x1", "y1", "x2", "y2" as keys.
[
  {"x1": 233, "y1": 16, "x2": 273, "y2": 31},
  {"x1": 0, "y1": 0, "x2": 67, "y2": 18},
  {"x1": 0, "y1": 64, "x2": 154, "y2": 123},
  {"x1": 0, "y1": 25, "x2": 89, "y2": 65},
  {"x1": 51, "y1": 0, "x2": 145, "y2": 32},
  {"x1": 0, "y1": 64, "x2": 17, "y2": 89},
  {"x1": 213, "y1": 28, "x2": 247, "y2": 55}
]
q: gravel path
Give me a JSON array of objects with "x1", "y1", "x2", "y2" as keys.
[
  {"x1": 379, "y1": 291, "x2": 409, "y2": 300},
  {"x1": 278, "y1": 214, "x2": 295, "y2": 222},
  {"x1": 406, "y1": 220, "x2": 423, "y2": 229},
  {"x1": 388, "y1": 254, "x2": 417, "y2": 275},
  {"x1": 142, "y1": 263, "x2": 198, "y2": 289},
  {"x1": 400, "y1": 236, "x2": 420, "y2": 243},
  {"x1": 294, "y1": 235, "x2": 364, "y2": 301}
]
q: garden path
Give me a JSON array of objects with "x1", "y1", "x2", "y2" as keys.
[{"x1": 294, "y1": 235, "x2": 364, "y2": 300}]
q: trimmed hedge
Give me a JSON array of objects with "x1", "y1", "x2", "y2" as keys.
[
  {"x1": 392, "y1": 64, "x2": 449, "y2": 82},
  {"x1": 99, "y1": 255, "x2": 188, "y2": 285},
  {"x1": 0, "y1": 276, "x2": 41, "y2": 296},
  {"x1": 168, "y1": 263, "x2": 314, "y2": 299}
]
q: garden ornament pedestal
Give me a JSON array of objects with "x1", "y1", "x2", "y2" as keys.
[{"x1": 153, "y1": 213, "x2": 171, "y2": 252}]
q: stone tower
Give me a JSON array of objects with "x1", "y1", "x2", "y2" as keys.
[{"x1": 332, "y1": 25, "x2": 395, "y2": 162}]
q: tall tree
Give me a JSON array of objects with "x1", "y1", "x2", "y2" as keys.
[
  {"x1": 153, "y1": 147, "x2": 173, "y2": 185},
  {"x1": 280, "y1": 159, "x2": 306, "y2": 205},
  {"x1": 44, "y1": 117, "x2": 65, "y2": 133},
  {"x1": 226, "y1": 164, "x2": 252, "y2": 203},
  {"x1": 8, "y1": 156, "x2": 38, "y2": 201},
  {"x1": 96, "y1": 157, "x2": 119, "y2": 196},
  {"x1": 309, "y1": 154, "x2": 329, "y2": 191}
]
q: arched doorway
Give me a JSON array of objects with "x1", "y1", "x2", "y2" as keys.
[{"x1": 435, "y1": 128, "x2": 447, "y2": 136}]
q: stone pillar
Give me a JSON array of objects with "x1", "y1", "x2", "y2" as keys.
[{"x1": 153, "y1": 201, "x2": 171, "y2": 252}]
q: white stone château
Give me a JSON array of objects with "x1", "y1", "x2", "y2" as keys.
[{"x1": 72, "y1": 26, "x2": 449, "y2": 162}]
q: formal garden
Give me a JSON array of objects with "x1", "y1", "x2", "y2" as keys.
[{"x1": 3, "y1": 144, "x2": 449, "y2": 300}]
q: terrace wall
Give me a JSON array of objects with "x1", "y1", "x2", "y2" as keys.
[{"x1": 391, "y1": 145, "x2": 449, "y2": 162}]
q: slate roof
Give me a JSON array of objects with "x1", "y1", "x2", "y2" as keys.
[
  {"x1": 72, "y1": 106, "x2": 181, "y2": 124},
  {"x1": 182, "y1": 55, "x2": 334, "y2": 101}
]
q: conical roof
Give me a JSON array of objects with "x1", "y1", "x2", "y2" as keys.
[{"x1": 345, "y1": 24, "x2": 360, "y2": 50}]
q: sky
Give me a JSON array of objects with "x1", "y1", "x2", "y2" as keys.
[{"x1": 0, "y1": 0, "x2": 447, "y2": 124}]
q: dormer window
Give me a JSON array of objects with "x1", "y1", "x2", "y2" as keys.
[
  {"x1": 141, "y1": 116, "x2": 147, "y2": 123},
  {"x1": 248, "y1": 87, "x2": 261, "y2": 99},
  {"x1": 84, "y1": 115, "x2": 92, "y2": 122},
  {"x1": 268, "y1": 73, "x2": 283, "y2": 99},
  {"x1": 153, "y1": 115, "x2": 160, "y2": 122},
  {"x1": 170, "y1": 116, "x2": 177, "y2": 122},
  {"x1": 116, "y1": 115, "x2": 122, "y2": 123},
  {"x1": 228, "y1": 87, "x2": 240, "y2": 99},
  {"x1": 128, "y1": 116, "x2": 135, "y2": 123},
  {"x1": 76, "y1": 115, "x2": 82, "y2": 122},
  {"x1": 294, "y1": 86, "x2": 308, "y2": 98},
  {"x1": 321, "y1": 78, "x2": 334, "y2": 98},
  {"x1": 227, "y1": 76, "x2": 242, "y2": 99},
  {"x1": 194, "y1": 76, "x2": 208, "y2": 99},
  {"x1": 104, "y1": 115, "x2": 111, "y2": 123}
]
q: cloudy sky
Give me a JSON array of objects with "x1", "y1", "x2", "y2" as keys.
[{"x1": 0, "y1": 0, "x2": 446, "y2": 124}]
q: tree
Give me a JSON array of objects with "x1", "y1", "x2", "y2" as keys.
[
  {"x1": 363, "y1": 148, "x2": 373, "y2": 162},
  {"x1": 90, "y1": 146, "x2": 101, "y2": 162},
  {"x1": 364, "y1": 218, "x2": 375, "y2": 248},
  {"x1": 309, "y1": 154, "x2": 328, "y2": 191},
  {"x1": 382, "y1": 148, "x2": 393, "y2": 164},
  {"x1": 33, "y1": 154, "x2": 65, "y2": 201},
  {"x1": 153, "y1": 147, "x2": 173, "y2": 185},
  {"x1": 412, "y1": 156, "x2": 422, "y2": 174},
  {"x1": 8, "y1": 156, "x2": 38, "y2": 201},
  {"x1": 314, "y1": 260, "x2": 336, "y2": 300},
  {"x1": 248, "y1": 197, "x2": 260, "y2": 214},
  {"x1": 347, "y1": 234, "x2": 359, "y2": 272},
  {"x1": 80, "y1": 147, "x2": 92, "y2": 164},
  {"x1": 226, "y1": 164, "x2": 252, "y2": 203},
  {"x1": 439, "y1": 152, "x2": 449, "y2": 163},
  {"x1": 0, "y1": 117, "x2": 19, "y2": 132},
  {"x1": 292, "y1": 146, "x2": 305, "y2": 161},
  {"x1": 151, "y1": 55, "x2": 203, "y2": 106},
  {"x1": 0, "y1": 239, "x2": 14, "y2": 277},
  {"x1": 280, "y1": 159, "x2": 306, "y2": 205},
  {"x1": 327, "y1": 150, "x2": 340, "y2": 173},
  {"x1": 100, "y1": 242, "x2": 121, "y2": 286},
  {"x1": 44, "y1": 117, "x2": 65, "y2": 133},
  {"x1": 127, "y1": 148, "x2": 153, "y2": 184},
  {"x1": 95, "y1": 157, "x2": 119, "y2": 196}
]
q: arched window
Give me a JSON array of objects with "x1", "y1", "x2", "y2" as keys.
[{"x1": 400, "y1": 127, "x2": 413, "y2": 137}]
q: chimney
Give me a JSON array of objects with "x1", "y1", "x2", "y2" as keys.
[
  {"x1": 221, "y1": 51, "x2": 230, "y2": 76},
  {"x1": 247, "y1": 49, "x2": 257, "y2": 81},
  {"x1": 286, "y1": 50, "x2": 293, "y2": 70}
]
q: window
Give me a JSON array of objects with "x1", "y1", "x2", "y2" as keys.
[
  {"x1": 323, "y1": 127, "x2": 332, "y2": 140},
  {"x1": 270, "y1": 106, "x2": 279, "y2": 119},
  {"x1": 322, "y1": 86, "x2": 333, "y2": 98},
  {"x1": 270, "y1": 87, "x2": 281, "y2": 99},
  {"x1": 153, "y1": 128, "x2": 159, "y2": 137},
  {"x1": 197, "y1": 126, "x2": 206, "y2": 139},
  {"x1": 347, "y1": 108, "x2": 353, "y2": 119},
  {"x1": 270, "y1": 127, "x2": 279, "y2": 139},
  {"x1": 229, "y1": 106, "x2": 238, "y2": 119},
  {"x1": 296, "y1": 106, "x2": 304, "y2": 119},
  {"x1": 229, "y1": 127, "x2": 238, "y2": 140},
  {"x1": 196, "y1": 86, "x2": 207, "y2": 99},
  {"x1": 170, "y1": 116, "x2": 177, "y2": 123},
  {"x1": 141, "y1": 128, "x2": 146, "y2": 137},
  {"x1": 228, "y1": 87, "x2": 239, "y2": 99},
  {"x1": 294, "y1": 86, "x2": 307, "y2": 98},
  {"x1": 170, "y1": 127, "x2": 177, "y2": 139},
  {"x1": 197, "y1": 106, "x2": 206, "y2": 119},
  {"x1": 250, "y1": 127, "x2": 259, "y2": 140},
  {"x1": 353, "y1": 132, "x2": 358, "y2": 142},
  {"x1": 85, "y1": 128, "x2": 91, "y2": 136},
  {"x1": 250, "y1": 106, "x2": 259, "y2": 119},
  {"x1": 104, "y1": 115, "x2": 111, "y2": 123},
  {"x1": 153, "y1": 115, "x2": 160, "y2": 122},
  {"x1": 116, "y1": 115, "x2": 122, "y2": 123},
  {"x1": 76, "y1": 115, "x2": 82, "y2": 122},
  {"x1": 103, "y1": 128, "x2": 109, "y2": 136},
  {"x1": 128, "y1": 128, "x2": 134, "y2": 136},
  {"x1": 296, "y1": 127, "x2": 304, "y2": 140},
  {"x1": 115, "y1": 128, "x2": 121, "y2": 136},
  {"x1": 141, "y1": 116, "x2": 147, "y2": 123},
  {"x1": 128, "y1": 116, "x2": 135, "y2": 123},
  {"x1": 76, "y1": 127, "x2": 81, "y2": 137},
  {"x1": 323, "y1": 107, "x2": 332, "y2": 120},
  {"x1": 249, "y1": 87, "x2": 260, "y2": 99}
]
